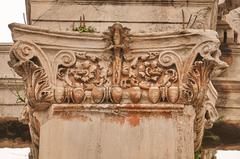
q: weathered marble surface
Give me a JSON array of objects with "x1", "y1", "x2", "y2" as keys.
[
  {"x1": 28, "y1": 0, "x2": 218, "y2": 32},
  {"x1": 8, "y1": 21, "x2": 227, "y2": 159},
  {"x1": 4, "y1": 1, "x2": 240, "y2": 159},
  {"x1": 39, "y1": 104, "x2": 195, "y2": 159}
]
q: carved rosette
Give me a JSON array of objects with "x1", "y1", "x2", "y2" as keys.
[{"x1": 9, "y1": 23, "x2": 228, "y2": 153}]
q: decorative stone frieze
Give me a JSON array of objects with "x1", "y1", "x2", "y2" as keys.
[{"x1": 8, "y1": 22, "x2": 227, "y2": 158}]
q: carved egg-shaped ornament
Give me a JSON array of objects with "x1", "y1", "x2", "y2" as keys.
[
  {"x1": 72, "y1": 88, "x2": 85, "y2": 103},
  {"x1": 167, "y1": 86, "x2": 179, "y2": 103},
  {"x1": 129, "y1": 86, "x2": 141, "y2": 103},
  {"x1": 148, "y1": 86, "x2": 160, "y2": 104},
  {"x1": 110, "y1": 86, "x2": 123, "y2": 104},
  {"x1": 92, "y1": 86, "x2": 105, "y2": 104},
  {"x1": 54, "y1": 87, "x2": 65, "y2": 103}
]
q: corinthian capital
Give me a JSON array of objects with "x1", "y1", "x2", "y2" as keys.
[{"x1": 9, "y1": 23, "x2": 228, "y2": 151}]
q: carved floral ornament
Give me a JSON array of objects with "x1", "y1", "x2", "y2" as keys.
[{"x1": 8, "y1": 23, "x2": 228, "y2": 151}]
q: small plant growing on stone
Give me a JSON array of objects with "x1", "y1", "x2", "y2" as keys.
[
  {"x1": 5, "y1": 71, "x2": 26, "y2": 104},
  {"x1": 73, "y1": 14, "x2": 96, "y2": 33},
  {"x1": 195, "y1": 150, "x2": 201, "y2": 159}
]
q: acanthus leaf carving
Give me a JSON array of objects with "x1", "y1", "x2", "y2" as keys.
[
  {"x1": 9, "y1": 23, "x2": 229, "y2": 155},
  {"x1": 8, "y1": 40, "x2": 54, "y2": 110},
  {"x1": 8, "y1": 26, "x2": 227, "y2": 109},
  {"x1": 49, "y1": 24, "x2": 190, "y2": 105},
  {"x1": 181, "y1": 41, "x2": 228, "y2": 151},
  {"x1": 53, "y1": 50, "x2": 111, "y2": 104}
]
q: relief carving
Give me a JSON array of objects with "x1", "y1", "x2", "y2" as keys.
[
  {"x1": 104, "y1": 23, "x2": 130, "y2": 103},
  {"x1": 9, "y1": 23, "x2": 228, "y2": 153},
  {"x1": 53, "y1": 50, "x2": 112, "y2": 104},
  {"x1": 128, "y1": 50, "x2": 181, "y2": 104},
  {"x1": 182, "y1": 41, "x2": 228, "y2": 150},
  {"x1": 8, "y1": 40, "x2": 54, "y2": 110},
  {"x1": 226, "y1": 7, "x2": 240, "y2": 42},
  {"x1": 40, "y1": 24, "x2": 189, "y2": 105}
]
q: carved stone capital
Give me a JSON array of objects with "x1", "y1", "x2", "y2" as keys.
[
  {"x1": 226, "y1": 7, "x2": 240, "y2": 42},
  {"x1": 8, "y1": 40, "x2": 54, "y2": 111},
  {"x1": 9, "y1": 23, "x2": 228, "y2": 152}
]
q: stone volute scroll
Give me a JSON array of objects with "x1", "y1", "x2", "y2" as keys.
[
  {"x1": 8, "y1": 40, "x2": 54, "y2": 159},
  {"x1": 181, "y1": 41, "x2": 229, "y2": 150},
  {"x1": 8, "y1": 22, "x2": 228, "y2": 159},
  {"x1": 8, "y1": 40, "x2": 54, "y2": 110}
]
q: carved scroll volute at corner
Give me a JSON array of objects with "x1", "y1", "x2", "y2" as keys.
[
  {"x1": 8, "y1": 40, "x2": 54, "y2": 110},
  {"x1": 181, "y1": 40, "x2": 228, "y2": 151}
]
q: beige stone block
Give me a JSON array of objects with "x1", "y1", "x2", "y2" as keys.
[
  {"x1": 30, "y1": 1, "x2": 218, "y2": 32},
  {"x1": 0, "y1": 43, "x2": 20, "y2": 78},
  {"x1": 39, "y1": 104, "x2": 195, "y2": 159},
  {"x1": 0, "y1": 105, "x2": 24, "y2": 119},
  {"x1": 217, "y1": 45, "x2": 240, "y2": 80}
]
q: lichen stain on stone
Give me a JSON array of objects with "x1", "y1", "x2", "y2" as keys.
[
  {"x1": 102, "y1": 111, "x2": 172, "y2": 127},
  {"x1": 103, "y1": 114, "x2": 140, "y2": 127},
  {"x1": 56, "y1": 112, "x2": 90, "y2": 122},
  {"x1": 157, "y1": 112, "x2": 172, "y2": 119},
  {"x1": 131, "y1": 111, "x2": 173, "y2": 119},
  {"x1": 127, "y1": 115, "x2": 140, "y2": 127},
  {"x1": 103, "y1": 115, "x2": 126, "y2": 125}
]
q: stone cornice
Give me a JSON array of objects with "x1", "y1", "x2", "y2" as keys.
[
  {"x1": 0, "y1": 43, "x2": 12, "y2": 52},
  {"x1": 0, "y1": 78, "x2": 23, "y2": 89},
  {"x1": 213, "y1": 79, "x2": 240, "y2": 93}
]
